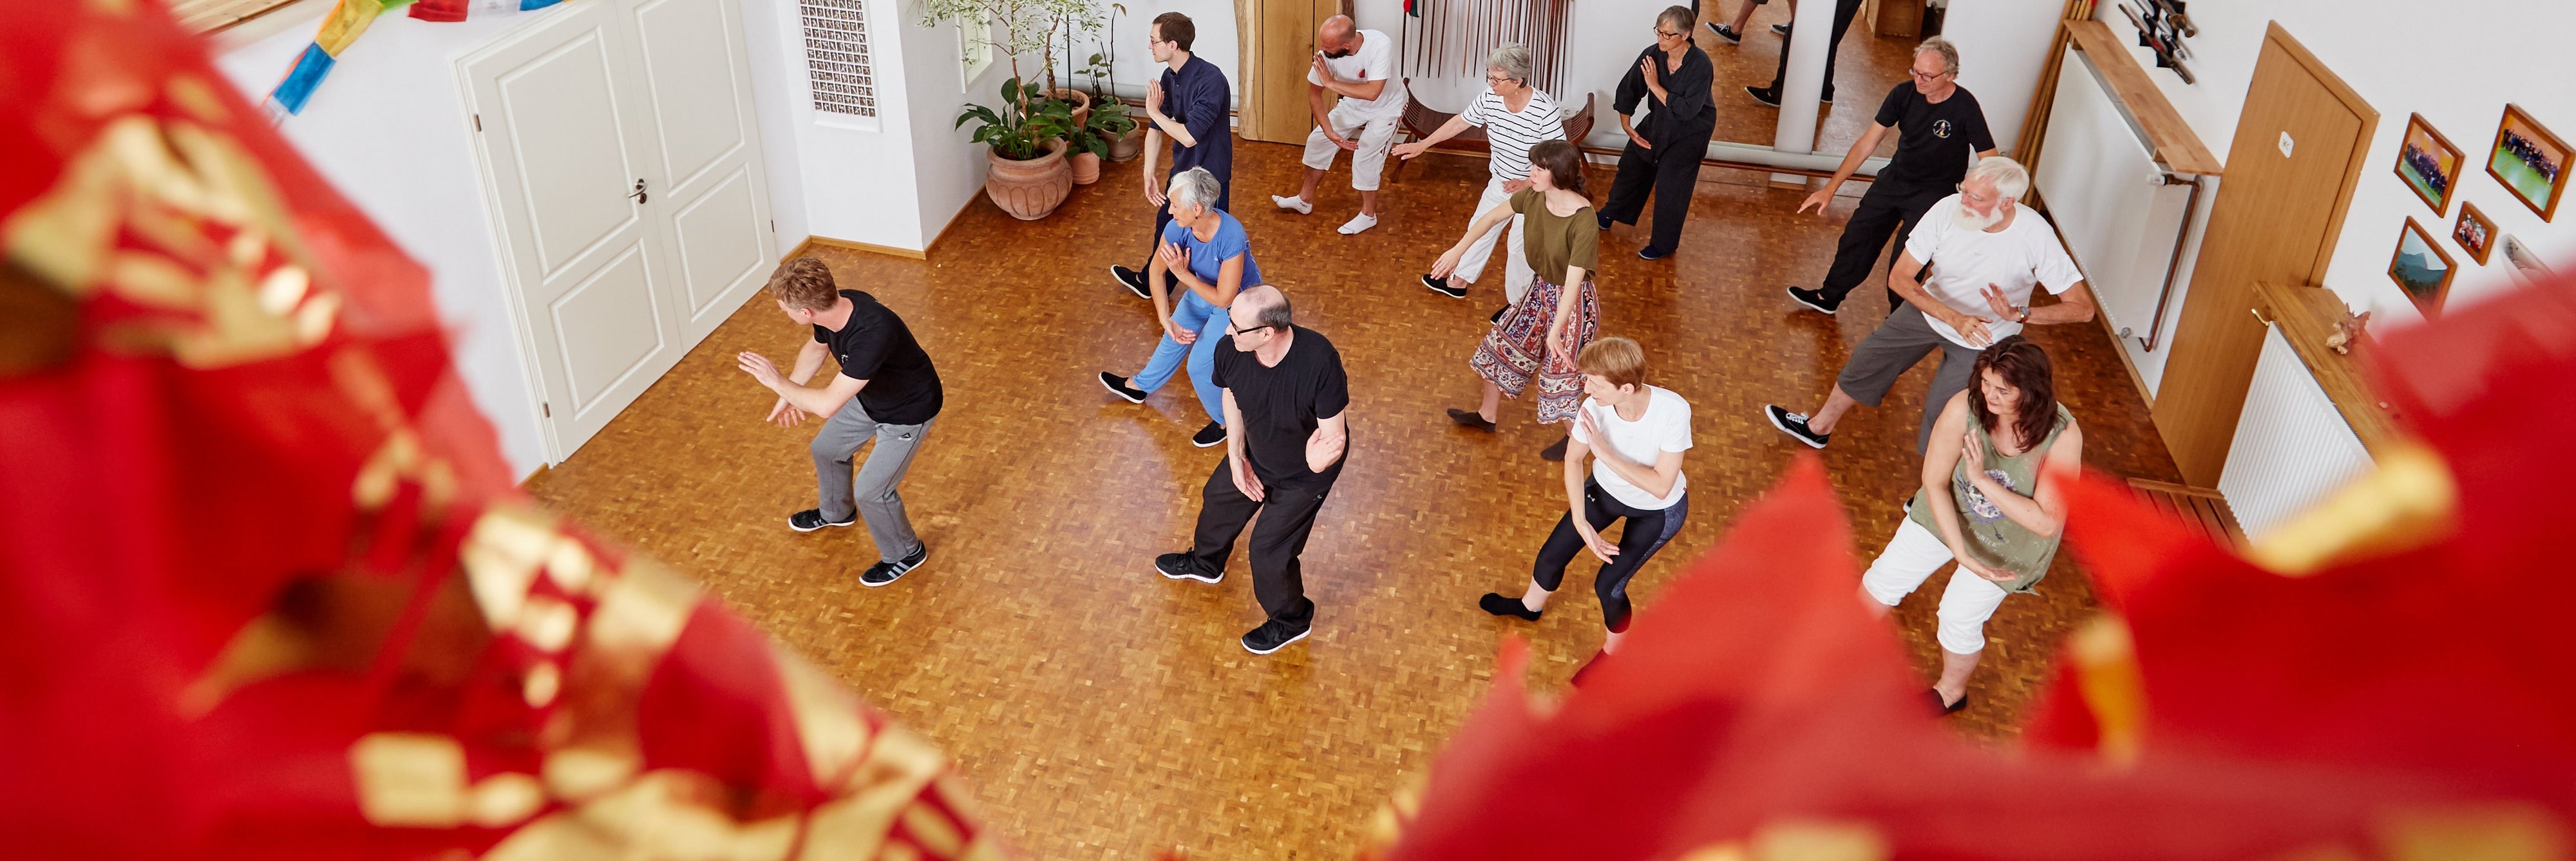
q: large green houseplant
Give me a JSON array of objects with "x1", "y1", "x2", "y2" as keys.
[{"x1": 956, "y1": 77, "x2": 1079, "y2": 219}]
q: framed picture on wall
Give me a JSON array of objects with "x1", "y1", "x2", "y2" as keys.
[
  {"x1": 2488, "y1": 104, "x2": 2570, "y2": 221},
  {"x1": 2389, "y1": 218, "x2": 2456, "y2": 316},
  {"x1": 2454, "y1": 202, "x2": 2496, "y2": 265},
  {"x1": 2396, "y1": 113, "x2": 2463, "y2": 215}
]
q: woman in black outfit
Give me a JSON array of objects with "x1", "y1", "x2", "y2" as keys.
[{"x1": 1599, "y1": 5, "x2": 1716, "y2": 261}]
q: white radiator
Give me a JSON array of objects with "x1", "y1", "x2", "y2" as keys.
[
  {"x1": 2218, "y1": 328, "x2": 2376, "y2": 538},
  {"x1": 2032, "y1": 48, "x2": 2202, "y2": 352}
]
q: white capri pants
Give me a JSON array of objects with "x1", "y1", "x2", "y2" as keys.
[
  {"x1": 1860, "y1": 518, "x2": 2013, "y2": 654},
  {"x1": 1302, "y1": 102, "x2": 1402, "y2": 192},
  {"x1": 1453, "y1": 175, "x2": 1535, "y2": 304}
]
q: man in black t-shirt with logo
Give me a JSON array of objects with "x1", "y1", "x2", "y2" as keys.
[
  {"x1": 736, "y1": 258, "x2": 945, "y2": 587},
  {"x1": 1153, "y1": 285, "x2": 1350, "y2": 655},
  {"x1": 1786, "y1": 38, "x2": 1998, "y2": 316}
]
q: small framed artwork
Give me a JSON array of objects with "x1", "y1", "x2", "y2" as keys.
[
  {"x1": 2488, "y1": 104, "x2": 2570, "y2": 221},
  {"x1": 2396, "y1": 113, "x2": 2463, "y2": 214},
  {"x1": 2389, "y1": 218, "x2": 2456, "y2": 316},
  {"x1": 2452, "y1": 202, "x2": 2496, "y2": 265}
]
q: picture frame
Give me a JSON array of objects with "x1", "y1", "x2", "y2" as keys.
[
  {"x1": 2453, "y1": 202, "x2": 2496, "y2": 265},
  {"x1": 2488, "y1": 104, "x2": 2570, "y2": 221},
  {"x1": 2389, "y1": 218, "x2": 2456, "y2": 316},
  {"x1": 2395, "y1": 113, "x2": 2464, "y2": 215}
]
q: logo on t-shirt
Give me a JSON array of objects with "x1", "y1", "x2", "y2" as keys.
[{"x1": 1933, "y1": 119, "x2": 1953, "y2": 139}]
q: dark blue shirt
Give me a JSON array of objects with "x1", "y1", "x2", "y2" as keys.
[{"x1": 1159, "y1": 55, "x2": 1233, "y2": 207}]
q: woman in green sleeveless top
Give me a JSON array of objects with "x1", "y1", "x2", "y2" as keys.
[{"x1": 1857, "y1": 336, "x2": 2083, "y2": 715}]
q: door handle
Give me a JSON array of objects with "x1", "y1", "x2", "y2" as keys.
[{"x1": 629, "y1": 178, "x2": 648, "y2": 204}]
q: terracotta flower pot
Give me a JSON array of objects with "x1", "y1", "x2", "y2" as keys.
[
  {"x1": 1070, "y1": 150, "x2": 1102, "y2": 185},
  {"x1": 983, "y1": 140, "x2": 1073, "y2": 220},
  {"x1": 1043, "y1": 88, "x2": 1091, "y2": 131},
  {"x1": 1106, "y1": 124, "x2": 1146, "y2": 162}
]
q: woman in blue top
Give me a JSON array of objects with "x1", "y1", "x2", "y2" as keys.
[{"x1": 1100, "y1": 167, "x2": 1265, "y2": 448}]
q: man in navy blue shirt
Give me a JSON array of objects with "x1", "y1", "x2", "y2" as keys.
[{"x1": 1112, "y1": 12, "x2": 1234, "y2": 299}]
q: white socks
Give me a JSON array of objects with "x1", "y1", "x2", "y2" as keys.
[
  {"x1": 1338, "y1": 213, "x2": 1379, "y2": 235},
  {"x1": 1271, "y1": 194, "x2": 1312, "y2": 214},
  {"x1": 1271, "y1": 195, "x2": 1376, "y2": 234}
]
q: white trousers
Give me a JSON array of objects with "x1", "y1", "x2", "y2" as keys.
[
  {"x1": 1301, "y1": 102, "x2": 1401, "y2": 192},
  {"x1": 1454, "y1": 175, "x2": 1534, "y2": 303},
  {"x1": 1859, "y1": 518, "x2": 2013, "y2": 654}
]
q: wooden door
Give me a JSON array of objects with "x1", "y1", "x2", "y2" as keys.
[
  {"x1": 460, "y1": 1, "x2": 682, "y2": 461},
  {"x1": 1235, "y1": 0, "x2": 1348, "y2": 144},
  {"x1": 2150, "y1": 23, "x2": 2374, "y2": 486},
  {"x1": 619, "y1": 0, "x2": 781, "y2": 344}
]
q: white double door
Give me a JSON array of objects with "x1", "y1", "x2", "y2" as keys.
[{"x1": 460, "y1": 0, "x2": 777, "y2": 462}]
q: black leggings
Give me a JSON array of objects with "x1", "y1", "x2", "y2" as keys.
[{"x1": 1532, "y1": 480, "x2": 1689, "y2": 632}]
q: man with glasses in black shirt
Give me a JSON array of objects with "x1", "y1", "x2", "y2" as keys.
[
  {"x1": 1785, "y1": 37, "x2": 1997, "y2": 316},
  {"x1": 1153, "y1": 285, "x2": 1351, "y2": 655}
]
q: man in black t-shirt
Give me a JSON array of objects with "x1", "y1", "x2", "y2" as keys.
[
  {"x1": 1786, "y1": 38, "x2": 1998, "y2": 316},
  {"x1": 736, "y1": 258, "x2": 945, "y2": 587},
  {"x1": 1153, "y1": 285, "x2": 1350, "y2": 655}
]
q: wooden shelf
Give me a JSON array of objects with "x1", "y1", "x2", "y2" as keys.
[
  {"x1": 2065, "y1": 20, "x2": 2224, "y2": 177},
  {"x1": 2251, "y1": 281, "x2": 2402, "y2": 455}
]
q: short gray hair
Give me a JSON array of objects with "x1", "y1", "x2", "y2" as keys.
[
  {"x1": 1964, "y1": 155, "x2": 2030, "y2": 201},
  {"x1": 1255, "y1": 290, "x2": 1294, "y2": 330},
  {"x1": 1167, "y1": 167, "x2": 1222, "y2": 213},
  {"x1": 1917, "y1": 37, "x2": 1960, "y2": 76},
  {"x1": 1487, "y1": 43, "x2": 1531, "y2": 83}
]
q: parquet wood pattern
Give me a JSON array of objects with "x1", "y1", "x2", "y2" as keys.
[{"x1": 524, "y1": 135, "x2": 2184, "y2": 859}]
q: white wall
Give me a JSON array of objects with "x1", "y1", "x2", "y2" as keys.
[
  {"x1": 1940, "y1": 0, "x2": 2063, "y2": 156},
  {"x1": 216, "y1": 11, "x2": 552, "y2": 477}
]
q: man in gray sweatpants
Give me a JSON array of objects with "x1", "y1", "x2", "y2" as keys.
[{"x1": 737, "y1": 257, "x2": 945, "y2": 587}]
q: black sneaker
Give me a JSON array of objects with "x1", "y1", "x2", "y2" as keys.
[
  {"x1": 1771, "y1": 22, "x2": 1790, "y2": 35},
  {"x1": 788, "y1": 508, "x2": 857, "y2": 532},
  {"x1": 1191, "y1": 421, "x2": 1226, "y2": 448},
  {"x1": 1240, "y1": 618, "x2": 1312, "y2": 654},
  {"x1": 1637, "y1": 246, "x2": 1671, "y2": 261},
  {"x1": 1155, "y1": 552, "x2": 1222, "y2": 583},
  {"x1": 1745, "y1": 86, "x2": 1783, "y2": 108},
  {"x1": 1539, "y1": 435, "x2": 1570, "y2": 461},
  {"x1": 1479, "y1": 592, "x2": 1542, "y2": 621},
  {"x1": 1099, "y1": 372, "x2": 1148, "y2": 403},
  {"x1": 860, "y1": 543, "x2": 928, "y2": 587},
  {"x1": 1422, "y1": 273, "x2": 1466, "y2": 299},
  {"x1": 1929, "y1": 688, "x2": 1969, "y2": 715},
  {"x1": 1110, "y1": 265, "x2": 1151, "y2": 298},
  {"x1": 1490, "y1": 306, "x2": 1508, "y2": 324},
  {"x1": 1707, "y1": 22, "x2": 1743, "y2": 43},
  {"x1": 1447, "y1": 408, "x2": 1497, "y2": 433},
  {"x1": 1786, "y1": 285, "x2": 1841, "y2": 315},
  {"x1": 1765, "y1": 404, "x2": 1831, "y2": 449}
]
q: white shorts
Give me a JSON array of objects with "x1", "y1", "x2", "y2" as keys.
[
  {"x1": 1859, "y1": 517, "x2": 2013, "y2": 654},
  {"x1": 1302, "y1": 102, "x2": 1403, "y2": 191}
]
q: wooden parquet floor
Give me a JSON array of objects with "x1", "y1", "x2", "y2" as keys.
[{"x1": 524, "y1": 133, "x2": 2184, "y2": 859}]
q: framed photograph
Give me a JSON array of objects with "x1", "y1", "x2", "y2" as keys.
[
  {"x1": 2453, "y1": 202, "x2": 2496, "y2": 265},
  {"x1": 2396, "y1": 113, "x2": 2463, "y2": 214},
  {"x1": 2389, "y1": 218, "x2": 2456, "y2": 316},
  {"x1": 2488, "y1": 104, "x2": 2570, "y2": 221}
]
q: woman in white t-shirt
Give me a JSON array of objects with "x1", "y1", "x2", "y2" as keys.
[{"x1": 1477, "y1": 337, "x2": 1690, "y2": 682}]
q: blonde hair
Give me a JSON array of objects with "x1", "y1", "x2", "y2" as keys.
[
  {"x1": 766, "y1": 257, "x2": 838, "y2": 311},
  {"x1": 1578, "y1": 337, "x2": 1647, "y2": 388}
]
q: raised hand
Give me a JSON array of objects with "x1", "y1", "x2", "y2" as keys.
[
  {"x1": 1981, "y1": 283, "x2": 2020, "y2": 322},
  {"x1": 1310, "y1": 52, "x2": 1334, "y2": 82},
  {"x1": 735, "y1": 351, "x2": 783, "y2": 390},
  {"x1": 1961, "y1": 429, "x2": 1986, "y2": 473},
  {"x1": 1638, "y1": 56, "x2": 1660, "y2": 90},
  {"x1": 1156, "y1": 241, "x2": 1191, "y2": 276},
  {"x1": 1144, "y1": 79, "x2": 1166, "y2": 120}
]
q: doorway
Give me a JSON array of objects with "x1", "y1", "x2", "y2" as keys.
[
  {"x1": 457, "y1": 0, "x2": 780, "y2": 462},
  {"x1": 2150, "y1": 23, "x2": 2375, "y2": 486}
]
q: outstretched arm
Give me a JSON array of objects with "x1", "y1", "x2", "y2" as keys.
[{"x1": 1800, "y1": 124, "x2": 1893, "y2": 214}]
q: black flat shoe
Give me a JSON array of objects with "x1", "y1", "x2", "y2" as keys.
[
  {"x1": 1539, "y1": 435, "x2": 1570, "y2": 461},
  {"x1": 1478, "y1": 592, "x2": 1542, "y2": 621},
  {"x1": 1928, "y1": 688, "x2": 1968, "y2": 715},
  {"x1": 1447, "y1": 408, "x2": 1497, "y2": 433}
]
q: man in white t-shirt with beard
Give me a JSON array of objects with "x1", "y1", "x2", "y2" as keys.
[
  {"x1": 1272, "y1": 15, "x2": 1408, "y2": 236},
  {"x1": 1763, "y1": 156, "x2": 2096, "y2": 454}
]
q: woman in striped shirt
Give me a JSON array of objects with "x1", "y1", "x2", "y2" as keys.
[{"x1": 1394, "y1": 43, "x2": 1567, "y2": 316}]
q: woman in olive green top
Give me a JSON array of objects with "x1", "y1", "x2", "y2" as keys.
[
  {"x1": 1433, "y1": 140, "x2": 1602, "y2": 458},
  {"x1": 1858, "y1": 336, "x2": 2082, "y2": 715}
]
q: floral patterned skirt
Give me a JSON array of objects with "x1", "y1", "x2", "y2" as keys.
[{"x1": 1468, "y1": 274, "x2": 1599, "y2": 424}]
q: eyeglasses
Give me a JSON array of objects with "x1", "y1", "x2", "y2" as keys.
[
  {"x1": 1653, "y1": 28, "x2": 1684, "y2": 39},
  {"x1": 1229, "y1": 323, "x2": 1278, "y2": 337},
  {"x1": 1910, "y1": 68, "x2": 1953, "y2": 81},
  {"x1": 1485, "y1": 74, "x2": 1517, "y2": 84}
]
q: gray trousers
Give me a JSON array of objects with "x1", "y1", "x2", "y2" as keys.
[
  {"x1": 1833, "y1": 303, "x2": 1982, "y2": 455},
  {"x1": 810, "y1": 399, "x2": 933, "y2": 562}
]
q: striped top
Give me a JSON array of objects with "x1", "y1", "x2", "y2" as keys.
[{"x1": 1459, "y1": 88, "x2": 1566, "y2": 180}]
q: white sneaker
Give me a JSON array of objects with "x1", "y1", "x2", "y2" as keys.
[
  {"x1": 1271, "y1": 194, "x2": 1312, "y2": 214},
  {"x1": 1337, "y1": 213, "x2": 1379, "y2": 234}
]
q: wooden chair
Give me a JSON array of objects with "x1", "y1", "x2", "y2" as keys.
[{"x1": 1388, "y1": 82, "x2": 1596, "y2": 183}]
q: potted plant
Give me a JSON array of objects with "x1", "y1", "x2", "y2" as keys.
[
  {"x1": 957, "y1": 77, "x2": 1077, "y2": 219},
  {"x1": 1086, "y1": 4, "x2": 1147, "y2": 162},
  {"x1": 1041, "y1": 5, "x2": 1104, "y2": 129},
  {"x1": 922, "y1": 0, "x2": 1094, "y2": 125},
  {"x1": 1066, "y1": 124, "x2": 1106, "y2": 185},
  {"x1": 1084, "y1": 100, "x2": 1138, "y2": 173}
]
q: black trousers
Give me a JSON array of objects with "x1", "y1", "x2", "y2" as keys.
[
  {"x1": 1601, "y1": 129, "x2": 1714, "y2": 256},
  {"x1": 1821, "y1": 183, "x2": 1949, "y2": 310},
  {"x1": 1185, "y1": 458, "x2": 1341, "y2": 629},
  {"x1": 1766, "y1": 0, "x2": 1864, "y2": 97},
  {"x1": 1532, "y1": 480, "x2": 1689, "y2": 633}
]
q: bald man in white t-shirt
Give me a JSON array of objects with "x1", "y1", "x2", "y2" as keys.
[
  {"x1": 1271, "y1": 15, "x2": 1408, "y2": 236},
  {"x1": 1763, "y1": 156, "x2": 2098, "y2": 454}
]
